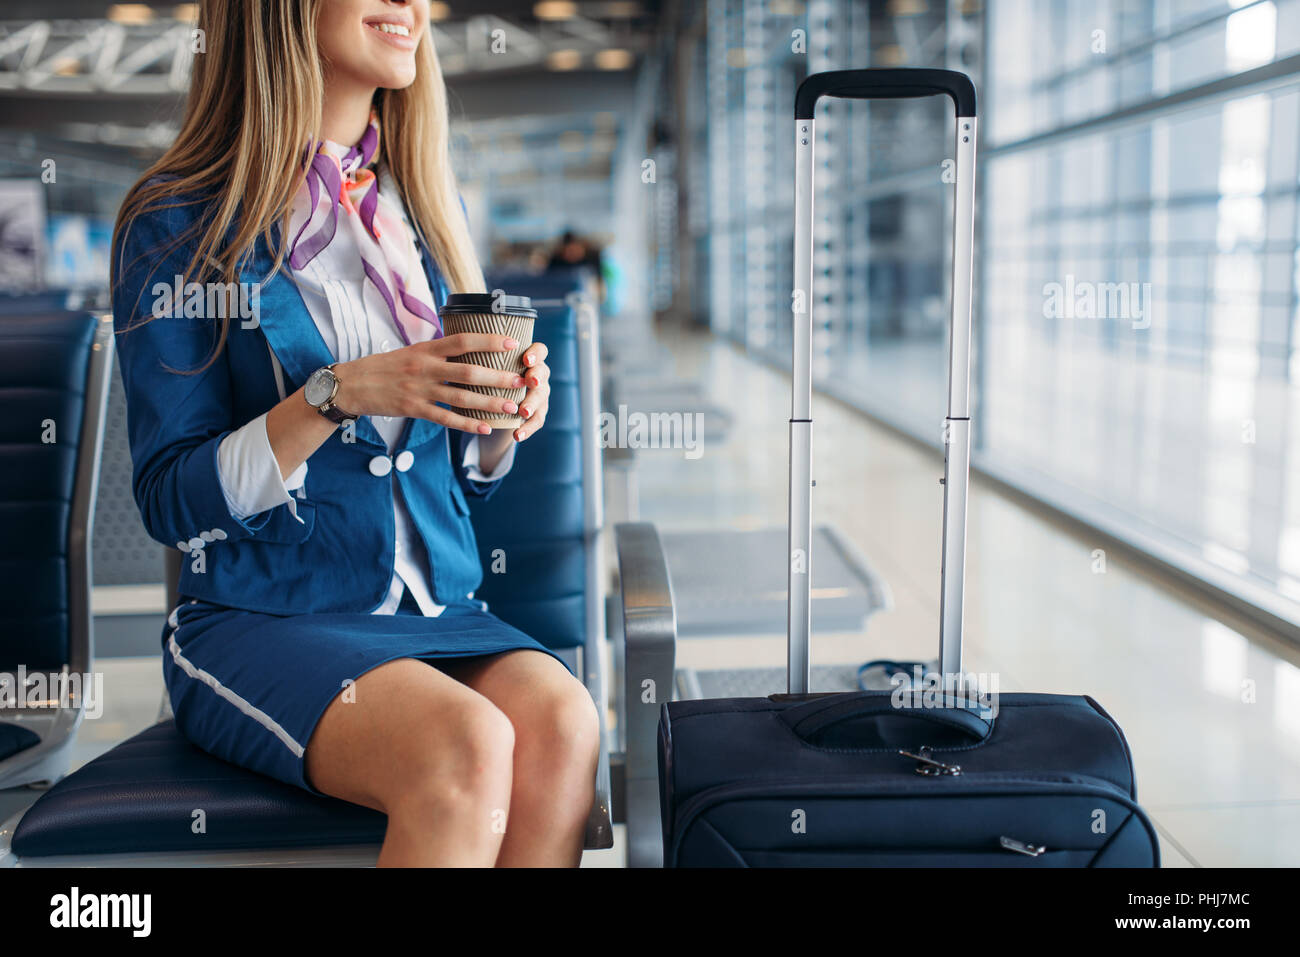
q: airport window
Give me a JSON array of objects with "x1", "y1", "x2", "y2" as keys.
[
  {"x1": 695, "y1": 0, "x2": 1300, "y2": 627},
  {"x1": 981, "y1": 0, "x2": 1300, "y2": 622}
]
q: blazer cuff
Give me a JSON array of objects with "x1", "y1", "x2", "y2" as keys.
[
  {"x1": 136, "y1": 431, "x2": 273, "y2": 550},
  {"x1": 216, "y1": 413, "x2": 307, "y2": 523}
]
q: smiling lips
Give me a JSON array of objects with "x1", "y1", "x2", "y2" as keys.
[
  {"x1": 364, "y1": 18, "x2": 417, "y2": 50},
  {"x1": 368, "y1": 22, "x2": 411, "y2": 37}
]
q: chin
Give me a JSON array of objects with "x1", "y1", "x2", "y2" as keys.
[{"x1": 377, "y1": 66, "x2": 419, "y2": 90}]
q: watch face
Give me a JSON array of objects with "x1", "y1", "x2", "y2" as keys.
[{"x1": 304, "y1": 367, "x2": 336, "y2": 407}]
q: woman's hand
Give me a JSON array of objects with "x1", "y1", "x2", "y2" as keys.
[
  {"x1": 471, "y1": 340, "x2": 549, "y2": 472},
  {"x1": 513, "y1": 341, "x2": 551, "y2": 442},
  {"x1": 333, "y1": 334, "x2": 529, "y2": 435}
]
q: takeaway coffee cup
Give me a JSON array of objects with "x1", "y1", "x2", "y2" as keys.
[{"x1": 438, "y1": 292, "x2": 537, "y2": 429}]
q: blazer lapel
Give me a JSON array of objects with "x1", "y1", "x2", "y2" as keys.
[
  {"x1": 243, "y1": 229, "x2": 387, "y2": 447},
  {"x1": 403, "y1": 232, "x2": 451, "y2": 450}
]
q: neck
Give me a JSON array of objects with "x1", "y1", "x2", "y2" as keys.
[{"x1": 321, "y1": 77, "x2": 376, "y2": 145}]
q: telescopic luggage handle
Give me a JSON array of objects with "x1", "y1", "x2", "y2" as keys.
[
  {"x1": 788, "y1": 68, "x2": 978, "y2": 695},
  {"x1": 794, "y1": 68, "x2": 977, "y2": 119}
]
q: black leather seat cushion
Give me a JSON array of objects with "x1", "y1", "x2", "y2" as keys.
[
  {"x1": 12, "y1": 721, "x2": 386, "y2": 857},
  {"x1": 0, "y1": 722, "x2": 40, "y2": 762}
]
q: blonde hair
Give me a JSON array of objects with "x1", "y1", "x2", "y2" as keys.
[{"x1": 113, "y1": 0, "x2": 484, "y2": 362}]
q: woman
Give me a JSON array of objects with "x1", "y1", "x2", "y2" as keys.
[{"x1": 111, "y1": 0, "x2": 600, "y2": 867}]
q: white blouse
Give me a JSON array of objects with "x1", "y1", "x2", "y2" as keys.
[{"x1": 214, "y1": 148, "x2": 514, "y2": 616}]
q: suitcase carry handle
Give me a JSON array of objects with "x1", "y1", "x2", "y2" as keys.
[
  {"x1": 781, "y1": 692, "x2": 992, "y2": 747},
  {"x1": 795, "y1": 68, "x2": 977, "y2": 119},
  {"x1": 788, "y1": 68, "x2": 977, "y2": 694}
]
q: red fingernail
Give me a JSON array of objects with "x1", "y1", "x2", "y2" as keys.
[{"x1": 522, "y1": 406, "x2": 532, "y2": 417}]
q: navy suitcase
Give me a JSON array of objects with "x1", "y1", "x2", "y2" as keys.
[
  {"x1": 658, "y1": 692, "x2": 1159, "y2": 866},
  {"x1": 656, "y1": 69, "x2": 1159, "y2": 868}
]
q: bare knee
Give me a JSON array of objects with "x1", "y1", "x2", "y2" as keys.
[
  {"x1": 451, "y1": 699, "x2": 517, "y2": 793},
  {"x1": 516, "y1": 678, "x2": 601, "y2": 778},
  {"x1": 396, "y1": 699, "x2": 515, "y2": 817},
  {"x1": 561, "y1": 684, "x2": 601, "y2": 766}
]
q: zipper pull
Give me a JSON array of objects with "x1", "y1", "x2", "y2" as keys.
[
  {"x1": 899, "y1": 746, "x2": 962, "y2": 776},
  {"x1": 999, "y1": 835, "x2": 1047, "y2": 857}
]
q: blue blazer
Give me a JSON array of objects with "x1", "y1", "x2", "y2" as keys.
[{"x1": 112, "y1": 191, "x2": 503, "y2": 615}]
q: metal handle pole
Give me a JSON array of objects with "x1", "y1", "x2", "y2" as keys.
[{"x1": 788, "y1": 116, "x2": 815, "y2": 695}]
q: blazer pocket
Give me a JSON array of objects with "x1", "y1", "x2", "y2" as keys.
[{"x1": 250, "y1": 499, "x2": 317, "y2": 544}]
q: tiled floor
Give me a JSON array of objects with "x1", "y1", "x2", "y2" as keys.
[{"x1": 6, "y1": 322, "x2": 1299, "y2": 866}]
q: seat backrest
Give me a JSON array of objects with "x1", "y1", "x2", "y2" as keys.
[
  {"x1": 486, "y1": 266, "x2": 595, "y2": 303},
  {"x1": 0, "y1": 290, "x2": 76, "y2": 316},
  {"x1": 468, "y1": 270, "x2": 603, "y2": 650},
  {"x1": 0, "y1": 310, "x2": 113, "y2": 675}
]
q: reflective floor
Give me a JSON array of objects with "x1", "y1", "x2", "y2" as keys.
[
  {"x1": 810, "y1": 326, "x2": 1300, "y2": 632},
  {"x1": 5, "y1": 321, "x2": 1299, "y2": 866}
]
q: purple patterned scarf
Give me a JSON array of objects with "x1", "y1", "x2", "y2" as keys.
[{"x1": 287, "y1": 112, "x2": 442, "y2": 344}]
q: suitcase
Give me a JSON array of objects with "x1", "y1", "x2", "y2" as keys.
[{"x1": 656, "y1": 68, "x2": 1160, "y2": 868}]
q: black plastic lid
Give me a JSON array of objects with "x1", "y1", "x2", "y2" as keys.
[{"x1": 440, "y1": 292, "x2": 537, "y2": 318}]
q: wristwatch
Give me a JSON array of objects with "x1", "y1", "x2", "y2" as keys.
[{"x1": 304, "y1": 365, "x2": 356, "y2": 424}]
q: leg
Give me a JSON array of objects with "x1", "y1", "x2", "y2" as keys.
[
  {"x1": 304, "y1": 658, "x2": 515, "y2": 867},
  {"x1": 440, "y1": 649, "x2": 601, "y2": 867}
]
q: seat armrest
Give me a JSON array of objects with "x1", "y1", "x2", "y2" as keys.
[
  {"x1": 582, "y1": 645, "x2": 615, "y2": 851},
  {"x1": 614, "y1": 522, "x2": 677, "y2": 867},
  {"x1": 584, "y1": 778, "x2": 615, "y2": 851}
]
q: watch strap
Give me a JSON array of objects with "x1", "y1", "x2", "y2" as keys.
[{"x1": 316, "y1": 400, "x2": 354, "y2": 425}]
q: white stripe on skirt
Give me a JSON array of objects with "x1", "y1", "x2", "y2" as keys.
[{"x1": 167, "y1": 633, "x2": 305, "y2": 758}]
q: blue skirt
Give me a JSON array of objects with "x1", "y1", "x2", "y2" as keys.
[{"x1": 161, "y1": 590, "x2": 563, "y2": 797}]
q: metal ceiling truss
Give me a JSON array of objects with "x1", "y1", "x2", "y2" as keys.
[
  {"x1": 433, "y1": 13, "x2": 640, "y2": 73},
  {"x1": 0, "y1": 13, "x2": 641, "y2": 94},
  {"x1": 0, "y1": 20, "x2": 194, "y2": 94}
]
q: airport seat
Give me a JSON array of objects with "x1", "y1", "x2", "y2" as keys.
[
  {"x1": 1, "y1": 281, "x2": 678, "y2": 867},
  {"x1": 0, "y1": 310, "x2": 113, "y2": 791},
  {"x1": 6, "y1": 719, "x2": 388, "y2": 861},
  {"x1": 487, "y1": 265, "x2": 600, "y2": 313},
  {"x1": 0, "y1": 290, "x2": 79, "y2": 315}
]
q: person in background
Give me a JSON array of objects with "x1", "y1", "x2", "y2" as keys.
[{"x1": 546, "y1": 229, "x2": 606, "y2": 304}]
